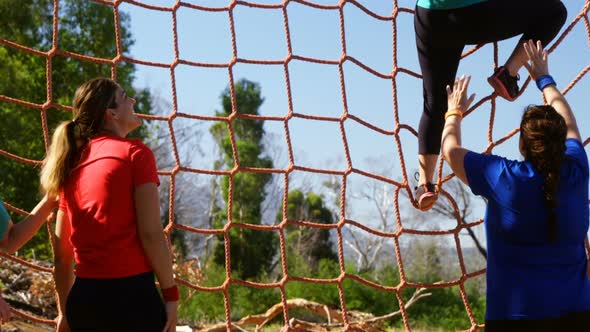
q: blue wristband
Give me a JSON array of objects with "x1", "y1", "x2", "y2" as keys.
[{"x1": 536, "y1": 75, "x2": 556, "y2": 91}]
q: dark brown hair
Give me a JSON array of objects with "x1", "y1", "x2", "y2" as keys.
[{"x1": 520, "y1": 105, "x2": 567, "y2": 243}]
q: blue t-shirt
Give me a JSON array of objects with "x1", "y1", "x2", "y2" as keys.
[
  {"x1": 417, "y1": 0, "x2": 487, "y2": 10},
  {"x1": 464, "y1": 139, "x2": 590, "y2": 320},
  {"x1": 0, "y1": 196, "x2": 11, "y2": 241}
]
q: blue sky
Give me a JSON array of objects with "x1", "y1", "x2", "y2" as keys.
[{"x1": 120, "y1": 0, "x2": 590, "y2": 236}]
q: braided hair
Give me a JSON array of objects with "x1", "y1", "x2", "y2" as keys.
[{"x1": 520, "y1": 105, "x2": 567, "y2": 243}]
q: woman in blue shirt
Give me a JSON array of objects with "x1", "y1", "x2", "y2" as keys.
[
  {"x1": 441, "y1": 39, "x2": 590, "y2": 331},
  {"x1": 0, "y1": 195, "x2": 57, "y2": 326},
  {"x1": 414, "y1": 0, "x2": 567, "y2": 211}
]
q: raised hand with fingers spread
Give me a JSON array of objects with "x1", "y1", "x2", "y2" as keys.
[
  {"x1": 446, "y1": 75, "x2": 476, "y2": 117},
  {"x1": 523, "y1": 40, "x2": 550, "y2": 81}
]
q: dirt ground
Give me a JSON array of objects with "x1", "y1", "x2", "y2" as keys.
[{"x1": 1, "y1": 319, "x2": 53, "y2": 332}]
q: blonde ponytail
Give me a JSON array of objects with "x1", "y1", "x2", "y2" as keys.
[{"x1": 40, "y1": 121, "x2": 78, "y2": 197}]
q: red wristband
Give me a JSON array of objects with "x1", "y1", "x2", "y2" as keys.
[{"x1": 161, "y1": 285, "x2": 179, "y2": 302}]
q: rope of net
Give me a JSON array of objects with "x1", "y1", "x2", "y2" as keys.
[{"x1": 0, "y1": 0, "x2": 589, "y2": 330}]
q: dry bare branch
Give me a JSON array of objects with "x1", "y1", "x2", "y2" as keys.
[{"x1": 199, "y1": 287, "x2": 431, "y2": 332}]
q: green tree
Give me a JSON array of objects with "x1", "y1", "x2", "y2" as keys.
[
  {"x1": 0, "y1": 0, "x2": 153, "y2": 258},
  {"x1": 405, "y1": 238, "x2": 444, "y2": 284},
  {"x1": 279, "y1": 190, "x2": 337, "y2": 273},
  {"x1": 211, "y1": 79, "x2": 277, "y2": 279}
]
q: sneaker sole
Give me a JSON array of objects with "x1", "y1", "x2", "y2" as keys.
[
  {"x1": 487, "y1": 75, "x2": 516, "y2": 102},
  {"x1": 418, "y1": 192, "x2": 437, "y2": 211}
]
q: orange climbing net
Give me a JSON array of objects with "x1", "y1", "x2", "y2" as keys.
[{"x1": 1, "y1": 0, "x2": 589, "y2": 331}]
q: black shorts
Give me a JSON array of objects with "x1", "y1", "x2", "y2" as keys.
[{"x1": 66, "y1": 271, "x2": 167, "y2": 332}]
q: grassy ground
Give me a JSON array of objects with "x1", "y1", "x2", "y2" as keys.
[{"x1": 258, "y1": 324, "x2": 454, "y2": 332}]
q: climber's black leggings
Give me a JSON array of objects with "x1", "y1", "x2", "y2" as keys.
[{"x1": 415, "y1": 0, "x2": 567, "y2": 154}]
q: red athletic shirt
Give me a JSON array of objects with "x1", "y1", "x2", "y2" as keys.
[{"x1": 58, "y1": 135, "x2": 160, "y2": 278}]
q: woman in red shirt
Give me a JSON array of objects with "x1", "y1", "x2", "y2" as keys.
[{"x1": 41, "y1": 78, "x2": 178, "y2": 332}]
